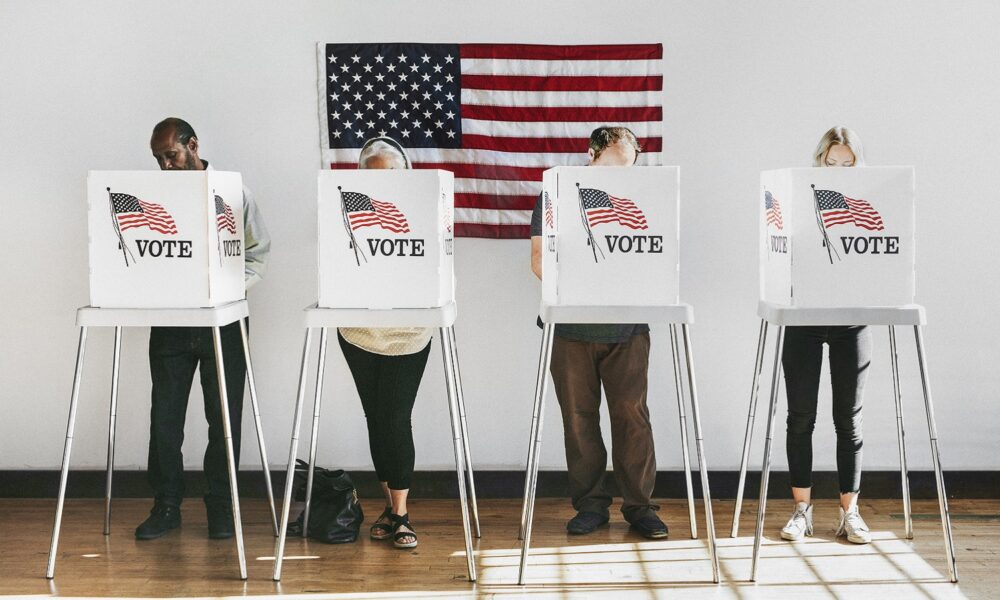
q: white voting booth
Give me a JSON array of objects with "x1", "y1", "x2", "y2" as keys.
[
  {"x1": 518, "y1": 166, "x2": 720, "y2": 585},
  {"x1": 47, "y1": 171, "x2": 276, "y2": 581},
  {"x1": 273, "y1": 169, "x2": 479, "y2": 583},
  {"x1": 88, "y1": 171, "x2": 247, "y2": 308},
  {"x1": 733, "y1": 167, "x2": 958, "y2": 583}
]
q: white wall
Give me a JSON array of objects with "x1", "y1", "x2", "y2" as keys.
[{"x1": 1, "y1": 1, "x2": 998, "y2": 476}]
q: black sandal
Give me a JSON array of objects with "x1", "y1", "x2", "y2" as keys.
[
  {"x1": 370, "y1": 506, "x2": 393, "y2": 540},
  {"x1": 391, "y1": 513, "x2": 418, "y2": 549}
]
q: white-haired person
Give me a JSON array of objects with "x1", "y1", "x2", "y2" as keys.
[
  {"x1": 780, "y1": 126, "x2": 873, "y2": 545},
  {"x1": 338, "y1": 137, "x2": 428, "y2": 548}
]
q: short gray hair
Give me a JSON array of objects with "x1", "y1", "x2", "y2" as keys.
[{"x1": 358, "y1": 139, "x2": 409, "y2": 169}]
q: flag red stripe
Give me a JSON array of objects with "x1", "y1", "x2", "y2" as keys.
[
  {"x1": 461, "y1": 104, "x2": 661, "y2": 123},
  {"x1": 455, "y1": 193, "x2": 537, "y2": 210},
  {"x1": 455, "y1": 222, "x2": 529, "y2": 239},
  {"x1": 461, "y1": 134, "x2": 662, "y2": 153},
  {"x1": 459, "y1": 44, "x2": 663, "y2": 61},
  {"x1": 461, "y1": 74, "x2": 662, "y2": 92},
  {"x1": 413, "y1": 162, "x2": 545, "y2": 181}
]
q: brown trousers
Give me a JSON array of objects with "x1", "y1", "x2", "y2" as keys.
[{"x1": 549, "y1": 332, "x2": 658, "y2": 522}]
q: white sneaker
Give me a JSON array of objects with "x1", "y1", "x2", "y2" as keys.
[
  {"x1": 836, "y1": 506, "x2": 872, "y2": 544},
  {"x1": 780, "y1": 502, "x2": 813, "y2": 541}
]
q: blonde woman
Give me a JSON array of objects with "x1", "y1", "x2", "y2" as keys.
[
  {"x1": 339, "y1": 136, "x2": 429, "y2": 548},
  {"x1": 780, "y1": 126, "x2": 873, "y2": 545}
]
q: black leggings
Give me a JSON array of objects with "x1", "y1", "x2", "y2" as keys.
[
  {"x1": 782, "y1": 325, "x2": 871, "y2": 494},
  {"x1": 338, "y1": 332, "x2": 431, "y2": 490}
]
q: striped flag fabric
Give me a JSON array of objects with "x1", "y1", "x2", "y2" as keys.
[
  {"x1": 341, "y1": 190, "x2": 411, "y2": 234},
  {"x1": 215, "y1": 195, "x2": 237, "y2": 235},
  {"x1": 109, "y1": 191, "x2": 178, "y2": 235},
  {"x1": 764, "y1": 190, "x2": 783, "y2": 230},
  {"x1": 543, "y1": 191, "x2": 553, "y2": 229},
  {"x1": 815, "y1": 188, "x2": 885, "y2": 231},
  {"x1": 319, "y1": 43, "x2": 663, "y2": 239},
  {"x1": 579, "y1": 187, "x2": 648, "y2": 230}
]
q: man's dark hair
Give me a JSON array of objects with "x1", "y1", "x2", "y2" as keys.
[
  {"x1": 153, "y1": 117, "x2": 198, "y2": 144},
  {"x1": 589, "y1": 126, "x2": 641, "y2": 162}
]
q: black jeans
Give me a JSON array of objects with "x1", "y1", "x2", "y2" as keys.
[
  {"x1": 147, "y1": 321, "x2": 246, "y2": 508},
  {"x1": 782, "y1": 325, "x2": 871, "y2": 494},
  {"x1": 338, "y1": 332, "x2": 431, "y2": 490}
]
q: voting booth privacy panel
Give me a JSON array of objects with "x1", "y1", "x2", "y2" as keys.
[
  {"x1": 87, "y1": 171, "x2": 246, "y2": 308},
  {"x1": 760, "y1": 167, "x2": 915, "y2": 307},
  {"x1": 542, "y1": 166, "x2": 680, "y2": 307},
  {"x1": 317, "y1": 169, "x2": 455, "y2": 309}
]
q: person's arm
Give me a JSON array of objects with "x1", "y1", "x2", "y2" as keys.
[
  {"x1": 242, "y1": 185, "x2": 271, "y2": 289},
  {"x1": 531, "y1": 236, "x2": 542, "y2": 280}
]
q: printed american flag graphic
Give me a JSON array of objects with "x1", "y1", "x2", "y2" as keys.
[
  {"x1": 320, "y1": 43, "x2": 663, "y2": 239},
  {"x1": 765, "y1": 190, "x2": 783, "y2": 230},
  {"x1": 579, "y1": 187, "x2": 648, "y2": 230},
  {"x1": 543, "y1": 191, "x2": 553, "y2": 229},
  {"x1": 110, "y1": 192, "x2": 178, "y2": 235},
  {"x1": 815, "y1": 189, "x2": 885, "y2": 231},
  {"x1": 342, "y1": 190, "x2": 411, "y2": 234},
  {"x1": 215, "y1": 195, "x2": 237, "y2": 235}
]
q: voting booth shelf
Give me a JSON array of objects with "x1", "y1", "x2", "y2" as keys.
[
  {"x1": 542, "y1": 166, "x2": 679, "y2": 308},
  {"x1": 317, "y1": 169, "x2": 455, "y2": 309},
  {"x1": 732, "y1": 166, "x2": 957, "y2": 583},
  {"x1": 518, "y1": 166, "x2": 719, "y2": 586},
  {"x1": 273, "y1": 170, "x2": 477, "y2": 583},
  {"x1": 759, "y1": 166, "x2": 915, "y2": 307},
  {"x1": 88, "y1": 170, "x2": 246, "y2": 309},
  {"x1": 45, "y1": 301, "x2": 278, "y2": 582}
]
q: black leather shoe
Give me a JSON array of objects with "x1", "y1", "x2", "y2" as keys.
[
  {"x1": 630, "y1": 513, "x2": 668, "y2": 539},
  {"x1": 135, "y1": 504, "x2": 181, "y2": 540},
  {"x1": 207, "y1": 504, "x2": 235, "y2": 539},
  {"x1": 566, "y1": 511, "x2": 609, "y2": 535}
]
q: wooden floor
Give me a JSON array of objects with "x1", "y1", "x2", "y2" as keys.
[{"x1": 1, "y1": 497, "x2": 995, "y2": 599}]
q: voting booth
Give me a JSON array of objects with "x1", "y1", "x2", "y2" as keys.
[
  {"x1": 732, "y1": 166, "x2": 958, "y2": 583},
  {"x1": 87, "y1": 170, "x2": 246, "y2": 308},
  {"x1": 273, "y1": 167, "x2": 477, "y2": 584},
  {"x1": 317, "y1": 169, "x2": 454, "y2": 309},
  {"x1": 519, "y1": 165, "x2": 720, "y2": 586},
  {"x1": 759, "y1": 167, "x2": 915, "y2": 307},
  {"x1": 541, "y1": 166, "x2": 679, "y2": 308}
]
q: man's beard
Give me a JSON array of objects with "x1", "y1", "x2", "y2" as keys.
[{"x1": 181, "y1": 148, "x2": 200, "y2": 170}]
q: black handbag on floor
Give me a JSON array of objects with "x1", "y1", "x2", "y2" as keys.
[{"x1": 286, "y1": 459, "x2": 364, "y2": 544}]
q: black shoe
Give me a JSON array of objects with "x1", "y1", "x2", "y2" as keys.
[
  {"x1": 630, "y1": 513, "x2": 668, "y2": 539},
  {"x1": 566, "y1": 511, "x2": 609, "y2": 535},
  {"x1": 135, "y1": 504, "x2": 181, "y2": 540},
  {"x1": 207, "y1": 504, "x2": 235, "y2": 539}
]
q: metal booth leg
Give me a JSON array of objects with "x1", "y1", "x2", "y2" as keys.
[
  {"x1": 751, "y1": 325, "x2": 784, "y2": 582},
  {"x1": 669, "y1": 325, "x2": 698, "y2": 539},
  {"x1": 518, "y1": 322, "x2": 555, "y2": 585},
  {"x1": 302, "y1": 327, "x2": 329, "y2": 536},
  {"x1": 913, "y1": 326, "x2": 958, "y2": 582},
  {"x1": 447, "y1": 326, "x2": 481, "y2": 538},
  {"x1": 103, "y1": 326, "x2": 122, "y2": 535},
  {"x1": 240, "y1": 317, "x2": 279, "y2": 536},
  {"x1": 211, "y1": 325, "x2": 247, "y2": 580},
  {"x1": 888, "y1": 326, "x2": 913, "y2": 539},
  {"x1": 732, "y1": 319, "x2": 768, "y2": 538},
  {"x1": 680, "y1": 325, "x2": 721, "y2": 583},
  {"x1": 440, "y1": 327, "x2": 476, "y2": 582},
  {"x1": 273, "y1": 328, "x2": 314, "y2": 581},
  {"x1": 45, "y1": 327, "x2": 89, "y2": 579}
]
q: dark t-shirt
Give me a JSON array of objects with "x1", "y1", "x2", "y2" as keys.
[{"x1": 530, "y1": 194, "x2": 649, "y2": 344}]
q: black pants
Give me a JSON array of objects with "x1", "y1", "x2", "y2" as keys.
[
  {"x1": 338, "y1": 332, "x2": 431, "y2": 491},
  {"x1": 147, "y1": 321, "x2": 246, "y2": 508},
  {"x1": 782, "y1": 325, "x2": 871, "y2": 494}
]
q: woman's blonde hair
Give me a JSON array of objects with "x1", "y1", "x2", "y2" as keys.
[{"x1": 813, "y1": 126, "x2": 865, "y2": 167}]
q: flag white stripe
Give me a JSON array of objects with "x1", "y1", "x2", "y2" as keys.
[
  {"x1": 460, "y1": 58, "x2": 661, "y2": 77},
  {"x1": 324, "y1": 148, "x2": 662, "y2": 168},
  {"x1": 461, "y1": 88, "x2": 658, "y2": 107},
  {"x1": 460, "y1": 119, "x2": 662, "y2": 138},
  {"x1": 455, "y1": 206, "x2": 532, "y2": 226}
]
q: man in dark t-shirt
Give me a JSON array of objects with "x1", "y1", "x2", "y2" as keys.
[{"x1": 529, "y1": 126, "x2": 666, "y2": 539}]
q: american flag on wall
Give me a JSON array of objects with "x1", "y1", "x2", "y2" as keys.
[
  {"x1": 341, "y1": 190, "x2": 412, "y2": 234},
  {"x1": 215, "y1": 195, "x2": 237, "y2": 235},
  {"x1": 815, "y1": 188, "x2": 885, "y2": 231},
  {"x1": 764, "y1": 190, "x2": 783, "y2": 230},
  {"x1": 319, "y1": 43, "x2": 663, "y2": 239},
  {"x1": 109, "y1": 191, "x2": 178, "y2": 235},
  {"x1": 579, "y1": 187, "x2": 648, "y2": 230}
]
